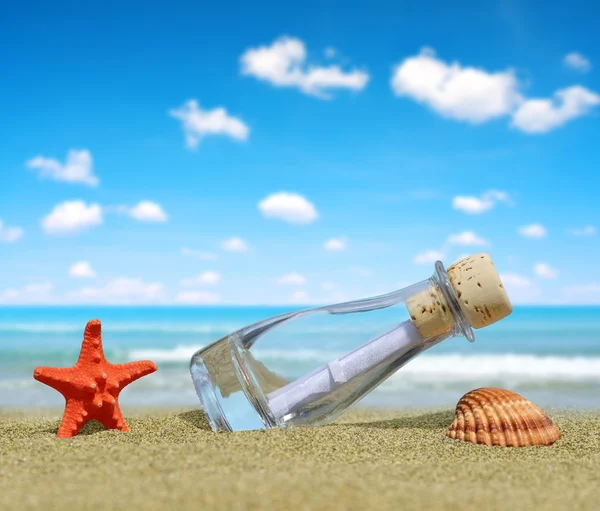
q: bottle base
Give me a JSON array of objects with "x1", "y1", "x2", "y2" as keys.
[{"x1": 190, "y1": 347, "x2": 270, "y2": 432}]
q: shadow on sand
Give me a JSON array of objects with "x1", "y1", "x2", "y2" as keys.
[
  {"x1": 176, "y1": 409, "x2": 455, "y2": 432},
  {"x1": 43, "y1": 419, "x2": 110, "y2": 436},
  {"x1": 345, "y1": 410, "x2": 454, "y2": 430}
]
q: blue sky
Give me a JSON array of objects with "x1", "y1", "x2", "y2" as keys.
[{"x1": 1, "y1": 1, "x2": 599, "y2": 305}]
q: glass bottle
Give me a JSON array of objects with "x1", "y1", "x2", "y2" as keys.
[{"x1": 190, "y1": 253, "x2": 512, "y2": 432}]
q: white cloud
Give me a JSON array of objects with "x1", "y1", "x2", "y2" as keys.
[
  {"x1": 519, "y1": 224, "x2": 547, "y2": 238},
  {"x1": 221, "y1": 237, "x2": 249, "y2": 253},
  {"x1": 69, "y1": 278, "x2": 164, "y2": 304},
  {"x1": 0, "y1": 282, "x2": 54, "y2": 305},
  {"x1": 181, "y1": 271, "x2": 221, "y2": 287},
  {"x1": 169, "y1": 99, "x2": 249, "y2": 148},
  {"x1": 277, "y1": 272, "x2": 306, "y2": 286},
  {"x1": 499, "y1": 273, "x2": 540, "y2": 304},
  {"x1": 42, "y1": 200, "x2": 103, "y2": 235},
  {"x1": 322, "y1": 281, "x2": 336, "y2": 291},
  {"x1": 258, "y1": 192, "x2": 318, "y2": 224},
  {"x1": 240, "y1": 36, "x2": 369, "y2": 99},
  {"x1": 414, "y1": 250, "x2": 445, "y2": 264},
  {"x1": 391, "y1": 48, "x2": 521, "y2": 123},
  {"x1": 563, "y1": 52, "x2": 591, "y2": 73},
  {"x1": 563, "y1": 283, "x2": 600, "y2": 304},
  {"x1": 0, "y1": 219, "x2": 24, "y2": 243},
  {"x1": 27, "y1": 149, "x2": 98, "y2": 186},
  {"x1": 534, "y1": 262, "x2": 559, "y2": 280},
  {"x1": 23, "y1": 283, "x2": 53, "y2": 294},
  {"x1": 324, "y1": 237, "x2": 346, "y2": 251},
  {"x1": 69, "y1": 261, "x2": 96, "y2": 279},
  {"x1": 447, "y1": 231, "x2": 489, "y2": 246},
  {"x1": 181, "y1": 248, "x2": 218, "y2": 260},
  {"x1": 452, "y1": 190, "x2": 511, "y2": 214},
  {"x1": 453, "y1": 196, "x2": 491, "y2": 214},
  {"x1": 128, "y1": 201, "x2": 168, "y2": 223},
  {"x1": 512, "y1": 86, "x2": 600, "y2": 134},
  {"x1": 501, "y1": 274, "x2": 531, "y2": 288},
  {"x1": 568, "y1": 225, "x2": 596, "y2": 237},
  {"x1": 390, "y1": 48, "x2": 599, "y2": 135},
  {"x1": 176, "y1": 290, "x2": 221, "y2": 305}
]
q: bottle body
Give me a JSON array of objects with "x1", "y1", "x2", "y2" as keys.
[{"x1": 190, "y1": 262, "x2": 474, "y2": 432}]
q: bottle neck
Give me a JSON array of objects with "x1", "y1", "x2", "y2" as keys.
[{"x1": 432, "y1": 261, "x2": 475, "y2": 343}]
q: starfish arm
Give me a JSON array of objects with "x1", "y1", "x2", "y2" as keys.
[
  {"x1": 57, "y1": 400, "x2": 89, "y2": 438},
  {"x1": 98, "y1": 402, "x2": 129, "y2": 432},
  {"x1": 111, "y1": 360, "x2": 157, "y2": 388},
  {"x1": 77, "y1": 319, "x2": 106, "y2": 364},
  {"x1": 33, "y1": 366, "x2": 75, "y2": 391}
]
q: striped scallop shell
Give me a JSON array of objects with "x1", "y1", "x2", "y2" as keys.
[{"x1": 447, "y1": 388, "x2": 561, "y2": 447}]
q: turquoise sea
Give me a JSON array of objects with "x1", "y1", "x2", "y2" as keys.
[{"x1": 1, "y1": 306, "x2": 599, "y2": 409}]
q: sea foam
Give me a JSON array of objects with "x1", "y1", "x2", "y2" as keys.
[{"x1": 128, "y1": 346, "x2": 600, "y2": 384}]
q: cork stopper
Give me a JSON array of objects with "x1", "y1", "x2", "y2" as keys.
[
  {"x1": 447, "y1": 253, "x2": 512, "y2": 329},
  {"x1": 406, "y1": 252, "x2": 512, "y2": 338}
]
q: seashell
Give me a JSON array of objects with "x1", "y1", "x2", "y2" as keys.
[{"x1": 446, "y1": 388, "x2": 561, "y2": 447}]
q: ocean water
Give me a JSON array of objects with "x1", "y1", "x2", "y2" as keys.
[{"x1": 1, "y1": 306, "x2": 599, "y2": 409}]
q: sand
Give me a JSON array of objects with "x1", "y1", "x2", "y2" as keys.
[{"x1": 1, "y1": 407, "x2": 599, "y2": 511}]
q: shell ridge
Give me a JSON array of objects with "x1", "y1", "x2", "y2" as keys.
[
  {"x1": 456, "y1": 407, "x2": 466, "y2": 441},
  {"x1": 475, "y1": 390, "x2": 505, "y2": 446},
  {"x1": 500, "y1": 388, "x2": 535, "y2": 447},
  {"x1": 461, "y1": 393, "x2": 491, "y2": 444},
  {"x1": 464, "y1": 406, "x2": 477, "y2": 444},
  {"x1": 467, "y1": 391, "x2": 493, "y2": 445},
  {"x1": 525, "y1": 399, "x2": 558, "y2": 445},
  {"x1": 483, "y1": 388, "x2": 520, "y2": 447},
  {"x1": 488, "y1": 389, "x2": 533, "y2": 446},
  {"x1": 513, "y1": 397, "x2": 540, "y2": 446},
  {"x1": 503, "y1": 395, "x2": 528, "y2": 447},
  {"x1": 522, "y1": 399, "x2": 547, "y2": 444},
  {"x1": 506, "y1": 393, "x2": 530, "y2": 447}
]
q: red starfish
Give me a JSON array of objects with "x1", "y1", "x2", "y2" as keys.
[{"x1": 33, "y1": 319, "x2": 157, "y2": 438}]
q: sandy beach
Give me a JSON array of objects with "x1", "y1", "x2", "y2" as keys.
[{"x1": 1, "y1": 407, "x2": 599, "y2": 510}]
